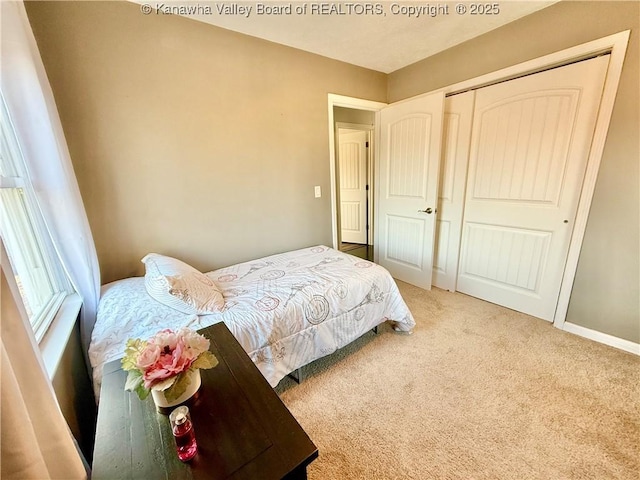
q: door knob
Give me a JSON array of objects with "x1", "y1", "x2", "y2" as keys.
[{"x1": 418, "y1": 207, "x2": 435, "y2": 214}]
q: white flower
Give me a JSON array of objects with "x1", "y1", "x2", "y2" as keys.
[{"x1": 178, "y1": 327, "x2": 210, "y2": 360}]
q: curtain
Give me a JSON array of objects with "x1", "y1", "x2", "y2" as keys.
[
  {"x1": 0, "y1": 1, "x2": 101, "y2": 359},
  {"x1": 1, "y1": 246, "x2": 87, "y2": 479}
]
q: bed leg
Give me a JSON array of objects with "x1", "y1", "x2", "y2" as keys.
[{"x1": 288, "y1": 368, "x2": 303, "y2": 384}]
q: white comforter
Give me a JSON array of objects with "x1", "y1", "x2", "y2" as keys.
[{"x1": 89, "y1": 246, "x2": 415, "y2": 397}]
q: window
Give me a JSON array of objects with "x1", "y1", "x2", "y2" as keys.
[{"x1": 0, "y1": 93, "x2": 73, "y2": 341}]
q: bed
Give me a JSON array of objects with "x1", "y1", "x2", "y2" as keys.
[{"x1": 88, "y1": 245, "x2": 415, "y2": 398}]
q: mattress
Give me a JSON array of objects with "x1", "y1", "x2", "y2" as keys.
[{"x1": 88, "y1": 246, "x2": 415, "y2": 398}]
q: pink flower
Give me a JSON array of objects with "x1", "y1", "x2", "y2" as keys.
[
  {"x1": 135, "y1": 343, "x2": 160, "y2": 370},
  {"x1": 124, "y1": 328, "x2": 218, "y2": 400},
  {"x1": 142, "y1": 337, "x2": 194, "y2": 389}
]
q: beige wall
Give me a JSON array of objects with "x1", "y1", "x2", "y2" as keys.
[
  {"x1": 334, "y1": 106, "x2": 375, "y2": 125},
  {"x1": 25, "y1": 1, "x2": 386, "y2": 284},
  {"x1": 389, "y1": 1, "x2": 640, "y2": 343}
]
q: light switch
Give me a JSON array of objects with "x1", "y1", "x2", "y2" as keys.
[{"x1": 314, "y1": 186, "x2": 321, "y2": 198}]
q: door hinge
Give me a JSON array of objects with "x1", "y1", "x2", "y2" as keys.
[
  {"x1": 366, "y1": 184, "x2": 369, "y2": 191},
  {"x1": 366, "y1": 141, "x2": 369, "y2": 148}
]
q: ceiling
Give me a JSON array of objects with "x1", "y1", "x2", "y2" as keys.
[{"x1": 135, "y1": 1, "x2": 557, "y2": 73}]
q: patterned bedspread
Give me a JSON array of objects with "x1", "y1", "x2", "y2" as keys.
[{"x1": 89, "y1": 246, "x2": 415, "y2": 398}]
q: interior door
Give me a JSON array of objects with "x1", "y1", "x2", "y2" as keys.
[
  {"x1": 339, "y1": 129, "x2": 368, "y2": 244},
  {"x1": 456, "y1": 56, "x2": 609, "y2": 320},
  {"x1": 377, "y1": 92, "x2": 444, "y2": 289},
  {"x1": 432, "y1": 91, "x2": 475, "y2": 292}
]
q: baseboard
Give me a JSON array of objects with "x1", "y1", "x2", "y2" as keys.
[{"x1": 562, "y1": 322, "x2": 640, "y2": 355}]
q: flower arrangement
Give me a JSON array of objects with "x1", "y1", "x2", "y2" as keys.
[{"x1": 122, "y1": 328, "x2": 218, "y2": 402}]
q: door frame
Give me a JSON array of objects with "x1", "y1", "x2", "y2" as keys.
[
  {"x1": 328, "y1": 95, "x2": 386, "y2": 250},
  {"x1": 336, "y1": 123, "x2": 374, "y2": 247},
  {"x1": 328, "y1": 29, "x2": 629, "y2": 331}
]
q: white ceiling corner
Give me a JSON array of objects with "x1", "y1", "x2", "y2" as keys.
[{"x1": 131, "y1": 1, "x2": 558, "y2": 73}]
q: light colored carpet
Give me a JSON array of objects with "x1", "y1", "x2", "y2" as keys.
[{"x1": 276, "y1": 281, "x2": 640, "y2": 479}]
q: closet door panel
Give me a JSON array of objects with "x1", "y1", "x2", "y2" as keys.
[
  {"x1": 457, "y1": 56, "x2": 609, "y2": 321},
  {"x1": 432, "y1": 91, "x2": 475, "y2": 292}
]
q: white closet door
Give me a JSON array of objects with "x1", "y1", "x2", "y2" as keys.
[
  {"x1": 432, "y1": 91, "x2": 475, "y2": 292},
  {"x1": 377, "y1": 92, "x2": 444, "y2": 289},
  {"x1": 457, "y1": 56, "x2": 609, "y2": 321}
]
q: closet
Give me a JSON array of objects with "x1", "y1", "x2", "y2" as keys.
[{"x1": 432, "y1": 55, "x2": 609, "y2": 321}]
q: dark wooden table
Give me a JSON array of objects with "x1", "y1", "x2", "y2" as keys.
[{"x1": 92, "y1": 322, "x2": 318, "y2": 479}]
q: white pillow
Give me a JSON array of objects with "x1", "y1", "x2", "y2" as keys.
[{"x1": 141, "y1": 253, "x2": 224, "y2": 314}]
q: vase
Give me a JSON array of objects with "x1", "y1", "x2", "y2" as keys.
[{"x1": 151, "y1": 369, "x2": 201, "y2": 413}]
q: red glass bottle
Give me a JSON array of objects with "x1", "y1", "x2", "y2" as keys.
[{"x1": 169, "y1": 406, "x2": 197, "y2": 462}]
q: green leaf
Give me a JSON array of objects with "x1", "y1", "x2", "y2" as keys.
[
  {"x1": 152, "y1": 376, "x2": 176, "y2": 392},
  {"x1": 191, "y1": 351, "x2": 218, "y2": 370},
  {"x1": 124, "y1": 370, "x2": 143, "y2": 392},
  {"x1": 124, "y1": 370, "x2": 150, "y2": 400},
  {"x1": 163, "y1": 371, "x2": 190, "y2": 403},
  {"x1": 135, "y1": 382, "x2": 150, "y2": 400}
]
